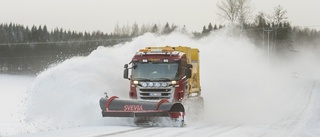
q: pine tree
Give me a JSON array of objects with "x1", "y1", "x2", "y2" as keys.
[
  {"x1": 202, "y1": 26, "x2": 207, "y2": 34},
  {"x1": 162, "y1": 22, "x2": 171, "y2": 34},
  {"x1": 131, "y1": 23, "x2": 139, "y2": 37},
  {"x1": 208, "y1": 23, "x2": 213, "y2": 32},
  {"x1": 213, "y1": 24, "x2": 218, "y2": 30},
  {"x1": 42, "y1": 26, "x2": 49, "y2": 42},
  {"x1": 151, "y1": 24, "x2": 158, "y2": 33}
]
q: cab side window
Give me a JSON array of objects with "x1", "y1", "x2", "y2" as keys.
[{"x1": 180, "y1": 56, "x2": 187, "y2": 79}]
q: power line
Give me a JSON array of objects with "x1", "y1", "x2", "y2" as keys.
[
  {"x1": 0, "y1": 55, "x2": 70, "y2": 60},
  {"x1": 295, "y1": 25, "x2": 320, "y2": 28},
  {"x1": 0, "y1": 38, "x2": 132, "y2": 46}
]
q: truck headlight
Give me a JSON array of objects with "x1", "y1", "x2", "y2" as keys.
[
  {"x1": 140, "y1": 82, "x2": 147, "y2": 87},
  {"x1": 161, "y1": 82, "x2": 168, "y2": 87},
  {"x1": 147, "y1": 82, "x2": 154, "y2": 87},
  {"x1": 154, "y1": 82, "x2": 161, "y2": 87}
]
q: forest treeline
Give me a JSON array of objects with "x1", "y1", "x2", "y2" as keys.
[
  {"x1": 0, "y1": 22, "x2": 225, "y2": 74},
  {"x1": 1, "y1": 2, "x2": 320, "y2": 74},
  {"x1": 1, "y1": 21, "x2": 319, "y2": 74},
  {"x1": 0, "y1": 23, "x2": 133, "y2": 74}
]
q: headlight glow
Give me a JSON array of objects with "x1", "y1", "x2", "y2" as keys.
[
  {"x1": 140, "y1": 82, "x2": 170, "y2": 87},
  {"x1": 161, "y1": 82, "x2": 168, "y2": 87},
  {"x1": 140, "y1": 82, "x2": 147, "y2": 87},
  {"x1": 154, "y1": 82, "x2": 161, "y2": 87},
  {"x1": 148, "y1": 82, "x2": 154, "y2": 87}
]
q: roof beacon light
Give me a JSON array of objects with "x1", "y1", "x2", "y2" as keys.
[
  {"x1": 163, "y1": 49, "x2": 174, "y2": 53},
  {"x1": 150, "y1": 49, "x2": 162, "y2": 53},
  {"x1": 139, "y1": 49, "x2": 149, "y2": 53},
  {"x1": 142, "y1": 59, "x2": 148, "y2": 62}
]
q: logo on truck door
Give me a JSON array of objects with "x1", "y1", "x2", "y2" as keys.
[{"x1": 124, "y1": 105, "x2": 143, "y2": 111}]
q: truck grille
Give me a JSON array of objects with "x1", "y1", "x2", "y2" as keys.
[
  {"x1": 141, "y1": 97, "x2": 170, "y2": 100},
  {"x1": 140, "y1": 89, "x2": 171, "y2": 92},
  {"x1": 137, "y1": 87, "x2": 174, "y2": 100}
]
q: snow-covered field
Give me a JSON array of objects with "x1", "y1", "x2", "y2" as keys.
[{"x1": 1, "y1": 30, "x2": 320, "y2": 137}]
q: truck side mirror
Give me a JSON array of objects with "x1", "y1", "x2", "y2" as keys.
[
  {"x1": 186, "y1": 68, "x2": 192, "y2": 79},
  {"x1": 185, "y1": 64, "x2": 192, "y2": 79},
  {"x1": 124, "y1": 64, "x2": 129, "y2": 79}
]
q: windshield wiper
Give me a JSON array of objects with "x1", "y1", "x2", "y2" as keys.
[
  {"x1": 153, "y1": 78, "x2": 172, "y2": 81},
  {"x1": 134, "y1": 78, "x2": 152, "y2": 81}
]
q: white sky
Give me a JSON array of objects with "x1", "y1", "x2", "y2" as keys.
[{"x1": 1, "y1": 0, "x2": 320, "y2": 33}]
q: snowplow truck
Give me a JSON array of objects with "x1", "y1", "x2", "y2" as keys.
[{"x1": 99, "y1": 46, "x2": 203, "y2": 126}]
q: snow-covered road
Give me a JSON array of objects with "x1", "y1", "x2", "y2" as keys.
[{"x1": 1, "y1": 75, "x2": 319, "y2": 137}]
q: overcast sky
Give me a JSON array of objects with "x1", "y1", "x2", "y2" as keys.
[{"x1": 1, "y1": 0, "x2": 319, "y2": 33}]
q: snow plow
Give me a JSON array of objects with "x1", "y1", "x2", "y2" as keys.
[
  {"x1": 99, "y1": 95, "x2": 185, "y2": 126},
  {"x1": 99, "y1": 46, "x2": 203, "y2": 126}
]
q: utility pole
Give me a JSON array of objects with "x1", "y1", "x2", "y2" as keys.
[{"x1": 264, "y1": 28, "x2": 273, "y2": 60}]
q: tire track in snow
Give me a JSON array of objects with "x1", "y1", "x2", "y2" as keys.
[
  {"x1": 165, "y1": 125, "x2": 240, "y2": 137},
  {"x1": 201, "y1": 125, "x2": 240, "y2": 137},
  {"x1": 94, "y1": 127, "x2": 146, "y2": 137},
  {"x1": 258, "y1": 81, "x2": 317, "y2": 137},
  {"x1": 94, "y1": 126, "x2": 182, "y2": 137},
  {"x1": 95, "y1": 125, "x2": 240, "y2": 137},
  {"x1": 152, "y1": 125, "x2": 210, "y2": 137}
]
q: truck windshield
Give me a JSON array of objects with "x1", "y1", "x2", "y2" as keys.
[{"x1": 132, "y1": 62, "x2": 179, "y2": 81}]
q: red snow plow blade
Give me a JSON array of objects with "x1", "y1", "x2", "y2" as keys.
[{"x1": 99, "y1": 96, "x2": 185, "y2": 127}]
